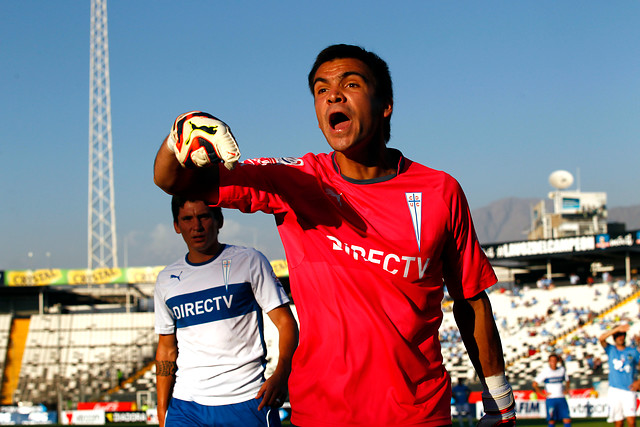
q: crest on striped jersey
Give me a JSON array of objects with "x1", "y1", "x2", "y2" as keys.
[{"x1": 222, "y1": 259, "x2": 231, "y2": 292}]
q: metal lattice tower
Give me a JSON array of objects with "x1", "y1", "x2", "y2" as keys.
[{"x1": 88, "y1": 0, "x2": 118, "y2": 269}]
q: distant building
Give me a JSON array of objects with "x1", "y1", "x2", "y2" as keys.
[
  {"x1": 528, "y1": 190, "x2": 608, "y2": 240},
  {"x1": 484, "y1": 171, "x2": 639, "y2": 286}
]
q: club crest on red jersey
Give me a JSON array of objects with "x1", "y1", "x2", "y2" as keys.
[{"x1": 406, "y1": 192, "x2": 422, "y2": 251}]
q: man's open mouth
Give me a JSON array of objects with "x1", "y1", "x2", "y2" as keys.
[{"x1": 329, "y1": 112, "x2": 350, "y2": 130}]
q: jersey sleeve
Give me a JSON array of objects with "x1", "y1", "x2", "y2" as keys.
[
  {"x1": 154, "y1": 271, "x2": 177, "y2": 335},
  {"x1": 604, "y1": 344, "x2": 612, "y2": 357},
  {"x1": 248, "y1": 248, "x2": 290, "y2": 313},
  {"x1": 211, "y1": 160, "x2": 298, "y2": 215},
  {"x1": 440, "y1": 176, "x2": 497, "y2": 300},
  {"x1": 534, "y1": 368, "x2": 546, "y2": 385}
]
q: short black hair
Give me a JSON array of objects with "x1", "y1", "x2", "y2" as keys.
[
  {"x1": 613, "y1": 331, "x2": 627, "y2": 339},
  {"x1": 171, "y1": 195, "x2": 223, "y2": 225},
  {"x1": 308, "y1": 44, "x2": 393, "y2": 142},
  {"x1": 548, "y1": 353, "x2": 563, "y2": 364}
]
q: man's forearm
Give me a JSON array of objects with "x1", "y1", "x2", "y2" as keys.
[
  {"x1": 257, "y1": 306, "x2": 299, "y2": 410},
  {"x1": 154, "y1": 137, "x2": 187, "y2": 194},
  {"x1": 271, "y1": 307, "x2": 299, "y2": 378},
  {"x1": 453, "y1": 292, "x2": 505, "y2": 378},
  {"x1": 599, "y1": 329, "x2": 614, "y2": 344},
  {"x1": 532, "y1": 382, "x2": 542, "y2": 396},
  {"x1": 155, "y1": 360, "x2": 177, "y2": 427},
  {"x1": 454, "y1": 292, "x2": 515, "y2": 425}
]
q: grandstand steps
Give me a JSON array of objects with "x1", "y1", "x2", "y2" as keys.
[
  {"x1": 103, "y1": 359, "x2": 155, "y2": 398},
  {"x1": 502, "y1": 284, "x2": 640, "y2": 391},
  {"x1": 439, "y1": 280, "x2": 640, "y2": 392},
  {"x1": 1, "y1": 318, "x2": 30, "y2": 404}
]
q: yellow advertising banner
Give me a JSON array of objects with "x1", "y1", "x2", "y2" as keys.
[
  {"x1": 3, "y1": 260, "x2": 288, "y2": 286},
  {"x1": 67, "y1": 268, "x2": 125, "y2": 285},
  {"x1": 126, "y1": 266, "x2": 166, "y2": 284},
  {"x1": 270, "y1": 259, "x2": 289, "y2": 278},
  {"x1": 6, "y1": 269, "x2": 66, "y2": 286}
]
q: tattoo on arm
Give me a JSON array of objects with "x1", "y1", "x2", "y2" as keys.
[{"x1": 156, "y1": 360, "x2": 177, "y2": 377}]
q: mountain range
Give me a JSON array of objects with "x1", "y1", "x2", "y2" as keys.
[{"x1": 471, "y1": 197, "x2": 640, "y2": 244}]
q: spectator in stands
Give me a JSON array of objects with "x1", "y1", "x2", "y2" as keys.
[
  {"x1": 592, "y1": 356, "x2": 603, "y2": 373},
  {"x1": 452, "y1": 378, "x2": 473, "y2": 427},
  {"x1": 599, "y1": 324, "x2": 640, "y2": 427},
  {"x1": 532, "y1": 353, "x2": 571, "y2": 427},
  {"x1": 562, "y1": 347, "x2": 573, "y2": 362},
  {"x1": 609, "y1": 285, "x2": 620, "y2": 302},
  {"x1": 154, "y1": 196, "x2": 299, "y2": 427}
]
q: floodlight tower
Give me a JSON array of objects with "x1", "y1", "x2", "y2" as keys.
[{"x1": 88, "y1": 0, "x2": 118, "y2": 269}]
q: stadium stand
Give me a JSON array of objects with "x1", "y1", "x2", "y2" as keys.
[
  {"x1": 3, "y1": 277, "x2": 639, "y2": 410},
  {"x1": 0, "y1": 314, "x2": 11, "y2": 370},
  {"x1": 102, "y1": 281, "x2": 640, "y2": 405},
  {"x1": 0, "y1": 314, "x2": 12, "y2": 391},
  {"x1": 13, "y1": 312, "x2": 155, "y2": 407},
  {"x1": 440, "y1": 278, "x2": 640, "y2": 393}
]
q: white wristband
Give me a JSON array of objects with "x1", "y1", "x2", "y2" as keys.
[
  {"x1": 481, "y1": 373, "x2": 514, "y2": 413},
  {"x1": 483, "y1": 373, "x2": 509, "y2": 390}
]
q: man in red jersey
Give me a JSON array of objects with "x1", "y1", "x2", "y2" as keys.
[{"x1": 154, "y1": 44, "x2": 515, "y2": 427}]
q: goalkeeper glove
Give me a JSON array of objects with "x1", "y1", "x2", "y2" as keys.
[
  {"x1": 477, "y1": 374, "x2": 516, "y2": 427},
  {"x1": 167, "y1": 111, "x2": 240, "y2": 169}
]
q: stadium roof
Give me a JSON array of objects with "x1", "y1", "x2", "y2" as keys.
[{"x1": 483, "y1": 229, "x2": 640, "y2": 282}]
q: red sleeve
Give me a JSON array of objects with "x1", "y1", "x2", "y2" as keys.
[
  {"x1": 441, "y1": 177, "x2": 497, "y2": 300},
  {"x1": 211, "y1": 161, "x2": 290, "y2": 214}
]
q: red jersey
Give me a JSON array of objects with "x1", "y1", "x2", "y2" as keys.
[{"x1": 211, "y1": 150, "x2": 497, "y2": 426}]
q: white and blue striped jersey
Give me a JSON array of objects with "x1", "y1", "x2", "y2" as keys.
[
  {"x1": 154, "y1": 244, "x2": 289, "y2": 406},
  {"x1": 534, "y1": 365, "x2": 567, "y2": 399}
]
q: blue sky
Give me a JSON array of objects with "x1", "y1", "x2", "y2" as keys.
[{"x1": 1, "y1": 1, "x2": 639, "y2": 270}]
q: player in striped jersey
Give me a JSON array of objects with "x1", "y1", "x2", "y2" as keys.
[
  {"x1": 532, "y1": 354, "x2": 571, "y2": 427},
  {"x1": 154, "y1": 196, "x2": 298, "y2": 427}
]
